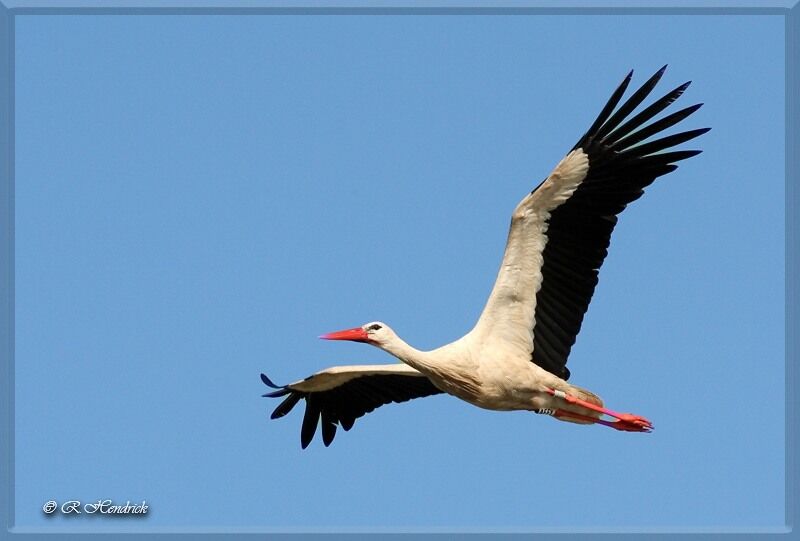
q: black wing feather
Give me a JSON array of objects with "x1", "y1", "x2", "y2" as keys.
[
  {"x1": 300, "y1": 396, "x2": 321, "y2": 449},
  {"x1": 270, "y1": 392, "x2": 301, "y2": 419},
  {"x1": 261, "y1": 371, "x2": 443, "y2": 448},
  {"x1": 531, "y1": 67, "x2": 708, "y2": 380}
]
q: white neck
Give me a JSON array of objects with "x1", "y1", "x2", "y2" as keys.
[
  {"x1": 377, "y1": 335, "x2": 434, "y2": 373},
  {"x1": 378, "y1": 332, "x2": 481, "y2": 400}
]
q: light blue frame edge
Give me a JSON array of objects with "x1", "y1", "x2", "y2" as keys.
[
  {"x1": 0, "y1": 1, "x2": 795, "y2": 539},
  {"x1": 1, "y1": 1, "x2": 13, "y2": 539},
  {"x1": 786, "y1": 1, "x2": 797, "y2": 537}
]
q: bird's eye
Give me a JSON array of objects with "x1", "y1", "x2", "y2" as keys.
[{"x1": 368, "y1": 324, "x2": 382, "y2": 331}]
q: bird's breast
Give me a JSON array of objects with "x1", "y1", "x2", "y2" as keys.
[{"x1": 424, "y1": 357, "x2": 554, "y2": 412}]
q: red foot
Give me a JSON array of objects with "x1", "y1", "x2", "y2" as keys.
[{"x1": 612, "y1": 413, "x2": 653, "y2": 433}]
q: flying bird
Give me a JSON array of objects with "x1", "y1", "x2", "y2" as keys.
[{"x1": 261, "y1": 66, "x2": 708, "y2": 448}]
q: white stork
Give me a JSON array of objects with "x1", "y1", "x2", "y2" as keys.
[{"x1": 262, "y1": 66, "x2": 708, "y2": 448}]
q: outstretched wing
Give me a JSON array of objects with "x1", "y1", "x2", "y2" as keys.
[
  {"x1": 261, "y1": 364, "x2": 443, "y2": 448},
  {"x1": 474, "y1": 66, "x2": 709, "y2": 380}
]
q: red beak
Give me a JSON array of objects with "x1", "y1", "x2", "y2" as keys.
[{"x1": 319, "y1": 327, "x2": 369, "y2": 342}]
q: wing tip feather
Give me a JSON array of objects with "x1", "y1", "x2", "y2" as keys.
[{"x1": 260, "y1": 372, "x2": 282, "y2": 389}]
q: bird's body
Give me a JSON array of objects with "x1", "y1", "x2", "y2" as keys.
[{"x1": 262, "y1": 66, "x2": 709, "y2": 448}]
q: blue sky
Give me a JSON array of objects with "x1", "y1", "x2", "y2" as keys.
[{"x1": 12, "y1": 12, "x2": 785, "y2": 532}]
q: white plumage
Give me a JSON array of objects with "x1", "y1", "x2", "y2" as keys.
[{"x1": 262, "y1": 66, "x2": 709, "y2": 448}]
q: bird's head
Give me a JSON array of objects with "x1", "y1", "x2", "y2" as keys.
[{"x1": 319, "y1": 321, "x2": 395, "y2": 347}]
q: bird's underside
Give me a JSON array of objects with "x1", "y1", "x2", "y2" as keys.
[
  {"x1": 262, "y1": 66, "x2": 708, "y2": 448},
  {"x1": 262, "y1": 360, "x2": 653, "y2": 448}
]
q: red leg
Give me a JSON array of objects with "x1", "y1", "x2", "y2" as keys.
[
  {"x1": 546, "y1": 388, "x2": 653, "y2": 431},
  {"x1": 553, "y1": 409, "x2": 652, "y2": 433}
]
